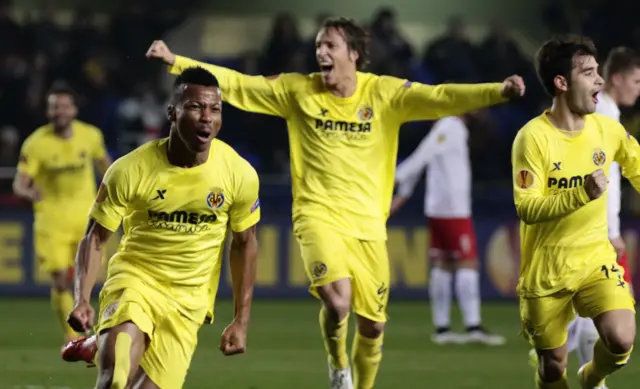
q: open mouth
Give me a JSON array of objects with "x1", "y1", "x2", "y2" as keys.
[
  {"x1": 319, "y1": 64, "x2": 334, "y2": 73},
  {"x1": 592, "y1": 91, "x2": 599, "y2": 104},
  {"x1": 195, "y1": 129, "x2": 211, "y2": 143}
]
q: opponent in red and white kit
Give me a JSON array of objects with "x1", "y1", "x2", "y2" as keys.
[
  {"x1": 391, "y1": 114, "x2": 505, "y2": 345},
  {"x1": 527, "y1": 47, "x2": 640, "y2": 385}
]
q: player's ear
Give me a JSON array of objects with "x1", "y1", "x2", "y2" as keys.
[
  {"x1": 553, "y1": 75, "x2": 569, "y2": 93},
  {"x1": 167, "y1": 105, "x2": 176, "y2": 122},
  {"x1": 349, "y1": 49, "x2": 359, "y2": 65}
]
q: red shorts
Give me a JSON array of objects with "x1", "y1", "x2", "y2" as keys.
[
  {"x1": 428, "y1": 217, "x2": 478, "y2": 261},
  {"x1": 618, "y1": 251, "x2": 632, "y2": 284}
]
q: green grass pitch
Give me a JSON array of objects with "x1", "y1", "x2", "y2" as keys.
[{"x1": 1, "y1": 299, "x2": 638, "y2": 388}]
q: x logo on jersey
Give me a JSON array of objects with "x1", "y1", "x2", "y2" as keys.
[
  {"x1": 319, "y1": 108, "x2": 329, "y2": 117},
  {"x1": 551, "y1": 162, "x2": 562, "y2": 172},
  {"x1": 152, "y1": 189, "x2": 167, "y2": 200}
]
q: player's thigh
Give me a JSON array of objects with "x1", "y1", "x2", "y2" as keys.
[
  {"x1": 34, "y1": 233, "x2": 75, "y2": 276},
  {"x1": 139, "y1": 310, "x2": 200, "y2": 389},
  {"x1": 96, "y1": 322, "x2": 148, "y2": 386},
  {"x1": 351, "y1": 239, "x2": 390, "y2": 323},
  {"x1": 296, "y1": 227, "x2": 351, "y2": 296},
  {"x1": 520, "y1": 293, "x2": 575, "y2": 350},
  {"x1": 573, "y1": 261, "x2": 636, "y2": 320}
]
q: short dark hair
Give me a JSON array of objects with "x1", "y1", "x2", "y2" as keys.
[
  {"x1": 603, "y1": 47, "x2": 640, "y2": 80},
  {"x1": 321, "y1": 17, "x2": 370, "y2": 70},
  {"x1": 535, "y1": 35, "x2": 598, "y2": 96},
  {"x1": 46, "y1": 81, "x2": 78, "y2": 103},
  {"x1": 173, "y1": 67, "x2": 220, "y2": 102}
]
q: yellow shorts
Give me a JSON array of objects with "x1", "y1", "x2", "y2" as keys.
[
  {"x1": 97, "y1": 282, "x2": 200, "y2": 389},
  {"x1": 520, "y1": 261, "x2": 635, "y2": 350},
  {"x1": 34, "y1": 232, "x2": 80, "y2": 273},
  {"x1": 297, "y1": 226, "x2": 390, "y2": 323}
]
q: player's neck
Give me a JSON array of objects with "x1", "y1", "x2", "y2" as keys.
[
  {"x1": 52, "y1": 124, "x2": 73, "y2": 139},
  {"x1": 167, "y1": 133, "x2": 210, "y2": 168},
  {"x1": 548, "y1": 99, "x2": 586, "y2": 132},
  {"x1": 327, "y1": 74, "x2": 357, "y2": 98},
  {"x1": 603, "y1": 85, "x2": 622, "y2": 107}
]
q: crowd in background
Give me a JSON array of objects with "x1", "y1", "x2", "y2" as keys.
[{"x1": 1, "y1": 0, "x2": 640, "y2": 194}]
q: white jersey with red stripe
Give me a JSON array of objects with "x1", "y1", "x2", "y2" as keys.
[
  {"x1": 596, "y1": 92, "x2": 622, "y2": 239},
  {"x1": 395, "y1": 116, "x2": 471, "y2": 218}
]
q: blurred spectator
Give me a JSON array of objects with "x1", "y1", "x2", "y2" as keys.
[
  {"x1": 0, "y1": 3, "x2": 21, "y2": 57},
  {"x1": 369, "y1": 7, "x2": 414, "y2": 78},
  {"x1": 263, "y1": 13, "x2": 304, "y2": 75},
  {"x1": 423, "y1": 16, "x2": 480, "y2": 83},
  {"x1": 478, "y1": 21, "x2": 528, "y2": 82},
  {"x1": 0, "y1": 125, "x2": 19, "y2": 167}
]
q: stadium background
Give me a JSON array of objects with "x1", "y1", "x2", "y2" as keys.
[{"x1": 1, "y1": 0, "x2": 640, "y2": 388}]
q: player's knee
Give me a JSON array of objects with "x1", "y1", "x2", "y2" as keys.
[
  {"x1": 596, "y1": 311, "x2": 636, "y2": 354},
  {"x1": 537, "y1": 349, "x2": 568, "y2": 382},
  {"x1": 322, "y1": 297, "x2": 350, "y2": 322},
  {"x1": 356, "y1": 316, "x2": 385, "y2": 339}
]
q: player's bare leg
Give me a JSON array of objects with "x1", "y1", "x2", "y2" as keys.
[
  {"x1": 536, "y1": 344, "x2": 570, "y2": 389},
  {"x1": 579, "y1": 309, "x2": 635, "y2": 389},
  {"x1": 51, "y1": 269, "x2": 79, "y2": 343},
  {"x1": 428, "y1": 257, "x2": 458, "y2": 344},
  {"x1": 95, "y1": 321, "x2": 148, "y2": 389},
  {"x1": 317, "y1": 279, "x2": 354, "y2": 389},
  {"x1": 130, "y1": 368, "x2": 161, "y2": 389},
  {"x1": 454, "y1": 260, "x2": 506, "y2": 345}
]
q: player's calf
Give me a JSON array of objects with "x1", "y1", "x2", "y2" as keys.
[
  {"x1": 536, "y1": 345, "x2": 570, "y2": 385},
  {"x1": 352, "y1": 316, "x2": 384, "y2": 389},
  {"x1": 95, "y1": 323, "x2": 147, "y2": 389},
  {"x1": 317, "y1": 279, "x2": 353, "y2": 389}
]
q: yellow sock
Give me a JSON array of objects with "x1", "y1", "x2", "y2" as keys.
[
  {"x1": 351, "y1": 332, "x2": 383, "y2": 389},
  {"x1": 535, "y1": 371, "x2": 569, "y2": 389},
  {"x1": 51, "y1": 288, "x2": 77, "y2": 340},
  {"x1": 582, "y1": 339, "x2": 632, "y2": 387},
  {"x1": 319, "y1": 306, "x2": 349, "y2": 370}
]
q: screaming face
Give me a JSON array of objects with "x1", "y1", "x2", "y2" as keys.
[
  {"x1": 315, "y1": 26, "x2": 359, "y2": 88},
  {"x1": 172, "y1": 84, "x2": 222, "y2": 153}
]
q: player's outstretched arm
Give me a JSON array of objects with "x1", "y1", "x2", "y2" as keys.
[
  {"x1": 512, "y1": 129, "x2": 593, "y2": 224},
  {"x1": 615, "y1": 126, "x2": 640, "y2": 193},
  {"x1": 386, "y1": 75, "x2": 525, "y2": 123},
  {"x1": 146, "y1": 40, "x2": 291, "y2": 118}
]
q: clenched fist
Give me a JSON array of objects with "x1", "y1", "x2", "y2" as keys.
[
  {"x1": 584, "y1": 169, "x2": 608, "y2": 200},
  {"x1": 145, "y1": 40, "x2": 176, "y2": 66},
  {"x1": 501, "y1": 75, "x2": 526, "y2": 99}
]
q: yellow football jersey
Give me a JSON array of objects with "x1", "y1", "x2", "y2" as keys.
[
  {"x1": 17, "y1": 120, "x2": 107, "y2": 237},
  {"x1": 169, "y1": 56, "x2": 506, "y2": 240},
  {"x1": 90, "y1": 138, "x2": 260, "y2": 318},
  {"x1": 512, "y1": 111, "x2": 640, "y2": 297}
]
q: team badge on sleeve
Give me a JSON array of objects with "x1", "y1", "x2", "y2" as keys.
[
  {"x1": 402, "y1": 81, "x2": 413, "y2": 88},
  {"x1": 592, "y1": 148, "x2": 606, "y2": 167},
  {"x1": 515, "y1": 169, "x2": 534, "y2": 189}
]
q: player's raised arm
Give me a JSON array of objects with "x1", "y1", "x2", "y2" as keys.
[
  {"x1": 220, "y1": 163, "x2": 260, "y2": 356},
  {"x1": 146, "y1": 40, "x2": 292, "y2": 118},
  {"x1": 512, "y1": 128, "x2": 593, "y2": 224},
  {"x1": 13, "y1": 138, "x2": 41, "y2": 202},
  {"x1": 385, "y1": 75, "x2": 524, "y2": 123}
]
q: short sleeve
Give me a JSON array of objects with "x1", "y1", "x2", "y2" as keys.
[
  {"x1": 89, "y1": 160, "x2": 131, "y2": 232},
  {"x1": 92, "y1": 127, "x2": 108, "y2": 160},
  {"x1": 17, "y1": 138, "x2": 40, "y2": 177},
  {"x1": 229, "y1": 162, "x2": 261, "y2": 232}
]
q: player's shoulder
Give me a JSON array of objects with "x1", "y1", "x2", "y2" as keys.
[
  {"x1": 73, "y1": 120, "x2": 103, "y2": 139},
  {"x1": 270, "y1": 72, "x2": 311, "y2": 91},
  {"x1": 107, "y1": 139, "x2": 164, "y2": 177},
  {"x1": 513, "y1": 114, "x2": 551, "y2": 151},
  {"x1": 213, "y1": 139, "x2": 258, "y2": 178},
  {"x1": 22, "y1": 124, "x2": 53, "y2": 147},
  {"x1": 369, "y1": 74, "x2": 414, "y2": 90},
  {"x1": 588, "y1": 112, "x2": 624, "y2": 130}
]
